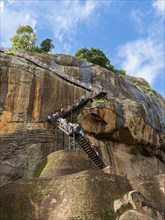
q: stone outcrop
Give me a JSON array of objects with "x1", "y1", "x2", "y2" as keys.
[
  {"x1": 0, "y1": 50, "x2": 165, "y2": 219},
  {"x1": 117, "y1": 210, "x2": 155, "y2": 220},
  {"x1": 78, "y1": 101, "x2": 165, "y2": 147},
  {"x1": 39, "y1": 150, "x2": 98, "y2": 178},
  {"x1": 80, "y1": 138, "x2": 165, "y2": 179},
  {"x1": 130, "y1": 174, "x2": 165, "y2": 214},
  {"x1": 114, "y1": 190, "x2": 164, "y2": 219},
  {"x1": 0, "y1": 150, "x2": 164, "y2": 220},
  {"x1": 0, "y1": 152, "x2": 133, "y2": 220},
  {"x1": 0, "y1": 51, "x2": 87, "y2": 183}
]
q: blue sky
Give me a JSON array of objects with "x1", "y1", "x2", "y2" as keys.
[{"x1": 0, "y1": 0, "x2": 165, "y2": 98}]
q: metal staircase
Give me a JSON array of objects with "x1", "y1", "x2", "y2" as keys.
[
  {"x1": 47, "y1": 91, "x2": 107, "y2": 169},
  {"x1": 74, "y1": 133, "x2": 105, "y2": 169},
  {"x1": 62, "y1": 91, "x2": 107, "y2": 119}
]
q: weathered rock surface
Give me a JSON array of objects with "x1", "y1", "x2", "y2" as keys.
[
  {"x1": 114, "y1": 190, "x2": 164, "y2": 219},
  {"x1": 78, "y1": 102, "x2": 165, "y2": 147},
  {"x1": 0, "y1": 51, "x2": 165, "y2": 183},
  {"x1": 130, "y1": 175, "x2": 165, "y2": 214},
  {"x1": 0, "y1": 172, "x2": 132, "y2": 220},
  {"x1": 117, "y1": 210, "x2": 154, "y2": 220},
  {"x1": 81, "y1": 138, "x2": 165, "y2": 179},
  {"x1": 0, "y1": 50, "x2": 165, "y2": 219},
  {"x1": 0, "y1": 51, "x2": 87, "y2": 183},
  {"x1": 0, "y1": 150, "x2": 164, "y2": 220},
  {"x1": 39, "y1": 150, "x2": 98, "y2": 178}
]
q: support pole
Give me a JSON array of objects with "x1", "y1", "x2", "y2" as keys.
[
  {"x1": 71, "y1": 109, "x2": 73, "y2": 122},
  {"x1": 68, "y1": 136, "x2": 70, "y2": 150},
  {"x1": 73, "y1": 132, "x2": 76, "y2": 150},
  {"x1": 106, "y1": 143, "x2": 113, "y2": 167},
  {"x1": 56, "y1": 127, "x2": 59, "y2": 150},
  {"x1": 63, "y1": 132, "x2": 65, "y2": 149},
  {"x1": 69, "y1": 136, "x2": 71, "y2": 150},
  {"x1": 106, "y1": 143, "x2": 114, "y2": 174}
]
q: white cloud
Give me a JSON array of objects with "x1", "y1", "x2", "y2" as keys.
[
  {"x1": 0, "y1": 0, "x2": 37, "y2": 47},
  {"x1": 152, "y1": 0, "x2": 165, "y2": 17},
  {"x1": 43, "y1": 0, "x2": 112, "y2": 53},
  {"x1": 116, "y1": 0, "x2": 164, "y2": 86},
  {"x1": 0, "y1": 0, "x2": 111, "y2": 52},
  {"x1": 25, "y1": 14, "x2": 36, "y2": 29},
  {"x1": 117, "y1": 38, "x2": 163, "y2": 83},
  {"x1": 47, "y1": 1, "x2": 101, "y2": 42},
  {"x1": 0, "y1": 1, "x2": 4, "y2": 12}
]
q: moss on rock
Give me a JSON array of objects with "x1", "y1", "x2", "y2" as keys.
[
  {"x1": 0, "y1": 170, "x2": 132, "y2": 220},
  {"x1": 38, "y1": 150, "x2": 98, "y2": 178}
]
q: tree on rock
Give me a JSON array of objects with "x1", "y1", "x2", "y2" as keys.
[
  {"x1": 75, "y1": 47, "x2": 126, "y2": 75},
  {"x1": 10, "y1": 25, "x2": 37, "y2": 51},
  {"x1": 40, "y1": 38, "x2": 54, "y2": 53},
  {"x1": 75, "y1": 48, "x2": 110, "y2": 68}
]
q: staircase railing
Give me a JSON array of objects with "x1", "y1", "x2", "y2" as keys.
[
  {"x1": 47, "y1": 92, "x2": 107, "y2": 169},
  {"x1": 74, "y1": 133, "x2": 106, "y2": 169}
]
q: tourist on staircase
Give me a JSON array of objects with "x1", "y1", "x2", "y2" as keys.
[
  {"x1": 53, "y1": 112, "x2": 60, "y2": 122},
  {"x1": 67, "y1": 122, "x2": 80, "y2": 134},
  {"x1": 59, "y1": 118, "x2": 68, "y2": 130}
]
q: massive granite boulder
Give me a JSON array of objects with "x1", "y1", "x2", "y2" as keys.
[
  {"x1": 0, "y1": 49, "x2": 165, "y2": 183},
  {"x1": 0, "y1": 150, "x2": 164, "y2": 220},
  {"x1": 0, "y1": 51, "x2": 87, "y2": 183}
]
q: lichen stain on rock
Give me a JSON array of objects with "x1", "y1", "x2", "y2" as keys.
[
  {"x1": 79, "y1": 102, "x2": 165, "y2": 147},
  {"x1": 0, "y1": 52, "x2": 88, "y2": 183},
  {"x1": 0, "y1": 51, "x2": 165, "y2": 219},
  {"x1": 80, "y1": 106, "x2": 116, "y2": 135},
  {"x1": 35, "y1": 150, "x2": 99, "y2": 179},
  {"x1": 31, "y1": 79, "x2": 41, "y2": 122},
  {"x1": 0, "y1": 111, "x2": 14, "y2": 134}
]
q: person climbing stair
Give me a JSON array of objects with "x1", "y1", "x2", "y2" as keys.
[{"x1": 47, "y1": 91, "x2": 107, "y2": 169}]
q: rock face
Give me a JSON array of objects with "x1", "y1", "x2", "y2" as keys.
[
  {"x1": 0, "y1": 170, "x2": 132, "y2": 220},
  {"x1": 0, "y1": 50, "x2": 165, "y2": 219},
  {"x1": 0, "y1": 150, "x2": 164, "y2": 220},
  {"x1": 117, "y1": 210, "x2": 154, "y2": 220},
  {"x1": 0, "y1": 51, "x2": 87, "y2": 183},
  {"x1": 1, "y1": 50, "x2": 164, "y2": 183},
  {"x1": 114, "y1": 190, "x2": 164, "y2": 219},
  {"x1": 39, "y1": 150, "x2": 98, "y2": 178},
  {"x1": 130, "y1": 174, "x2": 165, "y2": 215}
]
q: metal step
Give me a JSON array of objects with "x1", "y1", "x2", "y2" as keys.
[{"x1": 47, "y1": 92, "x2": 107, "y2": 170}]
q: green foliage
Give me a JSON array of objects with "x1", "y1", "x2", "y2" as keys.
[
  {"x1": 102, "y1": 210, "x2": 117, "y2": 220},
  {"x1": 148, "y1": 91, "x2": 154, "y2": 95},
  {"x1": 131, "y1": 100, "x2": 137, "y2": 105},
  {"x1": 40, "y1": 38, "x2": 54, "y2": 53},
  {"x1": 33, "y1": 159, "x2": 47, "y2": 177},
  {"x1": 118, "y1": 74, "x2": 124, "y2": 79},
  {"x1": 32, "y1": 46, "x2": 43, "y2": 53},
  {"x1": 141, "y1": 85, "x2": 152, "y2": 91},
  {"x1": 106, "y1": 64, "x2": 115, "y2": 71},
  {"x1": 75, "y1": 48, "x2": 126, "y2": 75},
  {"x1": 86, "y1": 102, "x2": 92, "y2": 107},
  {"x1": 68, "y1": 216, "x2": 92, "y2": 220},
  {"x1": 75, "y1": 48, "x2": 110, "y2": 68},
  {"x1": 92, "y1": 98, "x2": 108, "y2": 103},
  {"x1": 116, "y1": 69, "x2": 126, "y2": 75},
  {"x1": 115, "y1": 98, "x2": 121, "y2": 103},
  {"x1": 10, "y1": 25, "x2": 54, "y2": 54},
  {"x1": 10, "y1": 25, "x2": 37, "y2": 51},
  {"x1": 6, "y1": 51, "x2": 16, "y2": 55},
  {"x1": 133, "y1": 82, "x2": 154, "y2": 95},
  {"x1": 134, "y1": 82, "x2": 139, "y2": 86},
  {"x1": 106, "y1": 65, "x2": 126, "y2": 76}
]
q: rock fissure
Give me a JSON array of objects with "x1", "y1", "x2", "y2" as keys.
[
  {"x1": 0, "y1": 50, "x2": 164, "y2": 219},
  {"x1": 2, "y1": 64, "x2": 40, "y2": 79}
]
